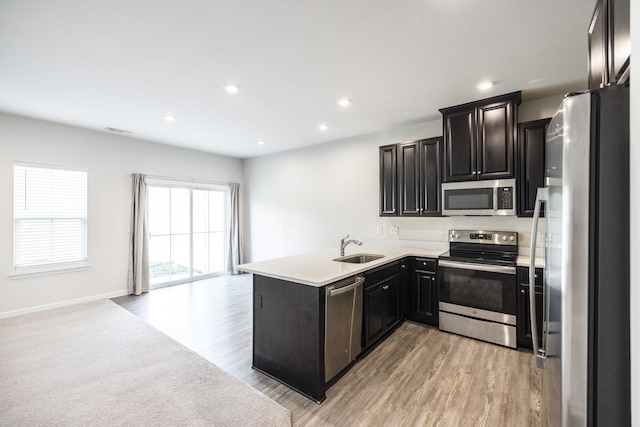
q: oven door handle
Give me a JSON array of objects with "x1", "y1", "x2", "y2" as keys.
[{"x1": 438, "y1": 260, "x2": 516, "y2": 275}]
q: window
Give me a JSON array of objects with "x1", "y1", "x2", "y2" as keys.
[
  {"x1": 13, "y1": 163, "x2": 88, "y2": 273},
  {"x1": 147, "y1": 181, "x2": 227, "y2": 286}
]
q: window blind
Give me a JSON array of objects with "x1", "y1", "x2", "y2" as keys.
[{"x1": 13, "y1": 164, "x2": 87, "y2": 269}]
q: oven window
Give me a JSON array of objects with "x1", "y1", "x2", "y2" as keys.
[
  {"x1": 440, "y1": 268, "x2": 515, "y2": 314},
  {"x1": 444, "y1": 188, "x2": 493, "y2": 210}
]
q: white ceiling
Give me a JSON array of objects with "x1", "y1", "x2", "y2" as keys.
[{"x1": 0, "y1": 0, "x2": 594, "y2": 159}]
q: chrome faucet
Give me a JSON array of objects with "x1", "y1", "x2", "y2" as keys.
[{"x1": 340, "y1": 234, "x2": 362, "y2": 256}]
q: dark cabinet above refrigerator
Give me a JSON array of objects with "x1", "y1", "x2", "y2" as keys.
[{"x1": 588, "y1": 0, "x2": 630, "y2": 88}]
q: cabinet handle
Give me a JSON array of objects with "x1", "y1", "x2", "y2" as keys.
[
  {"x1": 401, "y1": 265, "x2": 406, "y2": 269},
  {"x1": 472, "y1": 171, "x2": 477, "y2": 175},
  {"x1": 383, "y1": 285, "x2": 389, "y2": 290},
  {"x1": 431, "y1": 277, "x2": 435, "y2": 281},
  {"x1": 535, "y1": 274, "x2": 539, "y2": 278},
  {"x1": 521, "y1": 289, "x2": 526, "y2": 294}
]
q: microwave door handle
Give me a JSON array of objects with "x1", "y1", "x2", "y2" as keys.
[{"x1": 529, "y1": 187, "x2": 548, "y2": 366}]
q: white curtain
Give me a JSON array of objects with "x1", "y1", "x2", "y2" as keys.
[
  {"x1": 128, "y1": 174, "x2": 150, "y2": 295},
  {"x1": 227, "y1": 183, "x2": 244, "y2": 274}
]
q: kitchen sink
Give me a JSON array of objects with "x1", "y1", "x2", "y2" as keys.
[{"x1": 333, "y1": 253, "x2": 385, "y2": 264}]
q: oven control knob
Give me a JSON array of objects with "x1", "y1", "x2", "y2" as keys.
[
  {"x1": 509, "y1": 236, "x2": 515, "y2": 241},
  {"x1": 454, "y1": 233, "x2": 460, "y2": 239},
  {"x1": 502, "y1": 235, "x2": 507, "y2": 241}
]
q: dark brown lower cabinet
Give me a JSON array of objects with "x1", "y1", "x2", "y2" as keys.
[
  {"x1": 363, "y1": 262, "x2": 401, "y2": 349},
  {"x1": 253, "y1": 275, "x2": 325, "y2": 402},
  {"x1": 516, "y1": 266, "x2": 544, "y2": 349},
  {"x1": 406, "y1": 257, "x2": 438, "y2": 326}
]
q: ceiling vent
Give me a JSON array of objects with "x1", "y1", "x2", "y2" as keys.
[{"x1": 105, "y1": 127, "x2": 133, "y2": 134}]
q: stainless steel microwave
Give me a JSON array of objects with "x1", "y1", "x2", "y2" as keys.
[{"x1": 441, "y1": 178, "x2": 516, "y2": 216}]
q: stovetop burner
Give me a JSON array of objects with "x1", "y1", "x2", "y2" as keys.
[{"x1": 439, "y1": 229, "x2": 519, "y2": 266}]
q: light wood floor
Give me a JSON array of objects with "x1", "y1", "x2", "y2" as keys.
[{"x1": 113, "y1": 274, "x2": 541, "y2": 426}]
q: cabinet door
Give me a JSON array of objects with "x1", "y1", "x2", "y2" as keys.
[
  {"x1": 518, "y1": 119, "x2": 549, "y2": 217},
  {"x1": 419, "y1": 137, "x2": 442, "y2": 216},
  {"x1": 398, "y1": 141, "x2": 421, "y2": 215},
  {"x1": 610, "y1": 0, "x2": 630, "y2": 82},
  {"x1": 379, "y1": 145, "x2": 397, "y2": 216},
  {"x1": 400, "y1": 258, "x2": 410, "y2": 318},
  {"x1": 589, "y1": 0, "x2": 608, "y2": 89},
  {"x1": 477, "y1": 100, "x2": 515, "y2": 180},
  {"x1": 384, "y1": 275, "x2": 402, "y2": 331},
  {"x1": 364, "y1": 283, "x2": 386, "y2": 348},
  {"x1": 443, "y1": 108, "x2": 476, "y2": 182},
  {"x1": 413, "y1": 272, "x2": 438, "y2": 325},
  {"x1": 516, "y1": 267, "x2": 543, "y2": 349},
  {"x1": 406, "y1": 258, "x2": 438, "y2": 326}
]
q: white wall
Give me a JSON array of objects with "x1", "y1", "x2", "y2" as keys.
[
  {"x1": 0, "y1": 113, "x2": 243, "y2": 317},
  {"x1": 629, "y1": 3, "x2": 638, "y2": 425},
  {"x1": 244, "y1": 95, "x2": 562, "y2": 262}
]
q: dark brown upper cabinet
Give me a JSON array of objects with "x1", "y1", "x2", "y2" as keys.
[
  {"x1": 440, "y1": 92, "x2": 521, "y2": 183},
  {"x1": 588, "y1": 0, "x2": 630, "y2": 89},
  {"x1": 379, "y1": 137, "x2": 442, "y2": 217},
  {"x1": 518, "y1": 118, "x2": 550, "y2": 217},
  {"x1": 379, "y1": 145, "x2": 397, "y2": 216}
]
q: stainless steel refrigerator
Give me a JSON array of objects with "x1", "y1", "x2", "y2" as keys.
[{"x1": 529, "y1": 85, "x2": 630, "y2": 426}]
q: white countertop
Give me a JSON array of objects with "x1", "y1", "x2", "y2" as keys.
[
  {"x1": 239, "y1": 245, "x2": 545, "y2": 287},
  {"x1": 238, "y1": 245, "x2": 445, "y2": 287}
]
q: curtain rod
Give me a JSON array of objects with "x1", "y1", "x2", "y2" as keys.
[{"x1": 134, "y1": 173, "x2": 238, "y2": 187}]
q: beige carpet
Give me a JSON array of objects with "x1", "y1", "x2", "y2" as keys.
[{"x1": 0, "y1": 299, "x2": 291, "y2": 426}]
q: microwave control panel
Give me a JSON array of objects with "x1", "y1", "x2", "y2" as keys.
[{"x1": 497, "y1": 186, "x2": 514, "y2": 210}]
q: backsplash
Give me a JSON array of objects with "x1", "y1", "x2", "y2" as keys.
[{"x1": 377, "y1": 216, "x2": 545, "y2": 256}]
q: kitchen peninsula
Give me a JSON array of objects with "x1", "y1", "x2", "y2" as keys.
[{"x1": 238, "y1": 245, "x2": 444, "y2": 402}]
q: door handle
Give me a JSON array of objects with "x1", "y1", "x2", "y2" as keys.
[
  {"x1": 438, "y1": 260, "x2": 515, "y2": 274},
  {"x1": 327, "y1": 276, "x2": 365, "y2": 297},
  {"x1": 529, "y1": 187, "x2": 548, "y2": 362}
]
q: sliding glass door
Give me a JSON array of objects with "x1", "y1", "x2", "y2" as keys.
[{"x1": 147, "y1": 183, "x2": 227, "y2": 287}]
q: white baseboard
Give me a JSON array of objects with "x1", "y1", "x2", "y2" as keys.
[{"x1": 0, "y1": 289, "x2": 130, "y2": 319}]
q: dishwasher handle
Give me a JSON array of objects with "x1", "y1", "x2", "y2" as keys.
[{"x1": 327, "y1": 276, "x2": 365, "y2": 297}]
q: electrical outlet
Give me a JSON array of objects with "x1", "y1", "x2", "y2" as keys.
[
  {"x1": 389, "y1": 226, "x2": 399, "y2": 235},
  {"x1": 376, "y1": 225, "x2": 384, "y2": 235},
  {"x1": 112, "y1": 270, "x2": 120, "y2": 280}
]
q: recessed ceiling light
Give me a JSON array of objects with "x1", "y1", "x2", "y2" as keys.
[
  {"x1": 319, "y1": 123, "x2": 329, "y2": 131},
  {"x1": 338, "y1": 98, "x2": 351, "y2": 107},
  {"x1": 477, "y1": 81, "x2": 494, "y2": 90},
  {"x1": 256, "y1": 140, "x2": 265, "y2": 145},
  {"x1": 225, "y1": 83, "x2": 240, "y2": 94},
  {"x1": 163, "y1": 115, "x2": 175, "y2": 122}
]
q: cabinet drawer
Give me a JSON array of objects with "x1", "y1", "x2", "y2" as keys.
[
  {"x1": 414, "y1": 258, "x2": 437, "y2": 273},
  {"x1": 365, "y1": 261, "x2": 400, "y2": 286}
]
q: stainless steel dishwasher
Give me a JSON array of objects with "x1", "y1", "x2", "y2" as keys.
[{"x1": 324, "y1": 275, "x2": 364, "y2": 382}]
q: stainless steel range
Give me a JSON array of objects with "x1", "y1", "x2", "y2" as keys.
[{"x1": 438, "y1": 229, "x2": 518, "y2": 348}]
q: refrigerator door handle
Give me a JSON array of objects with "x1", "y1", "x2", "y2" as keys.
[{"x1": 529, "y1": 187, "x2": 548, "y2": 365}]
